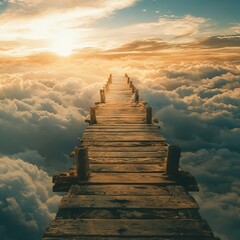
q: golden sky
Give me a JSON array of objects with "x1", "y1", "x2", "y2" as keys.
[{"x1": 0, "y1": 0, "x2": 239, "y2": 57}]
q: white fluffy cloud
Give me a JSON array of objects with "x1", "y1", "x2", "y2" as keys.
[
  {"x1": 0, "y1": 56, "x2": 239, "y2": 240},
  {"x1": 0, "y1": 156, "x2": 61, "y2": 240},
  {"x1": 0, "y1": 58, "x2": 112, "y2": 172},
  {"x1": 127, "y1": 60, "x2": 240, "y2": 240}
]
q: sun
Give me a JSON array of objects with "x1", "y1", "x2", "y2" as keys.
[{"x1": 49, "y1": 32, "x2": 76, "y2": 56}]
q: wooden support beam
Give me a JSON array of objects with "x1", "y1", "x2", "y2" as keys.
[
  {"x1": 134, "y1": 89, "x2": 139, "y2": 103},
  {"x1": 77, "y1": 147, "x2": 90, "y2": 181},
  {"x1": 165, "y1": 145, "x2": 181, "y2": 176},
  {"x1": 90, "y1": 107, "x2": 97, "y2": 125},
  {"x1": 100, "y1": 89, "x2": 105, "y2": 103},
  {"x1": 146, "y1": 107, "x2": 152, "y2": 124}
]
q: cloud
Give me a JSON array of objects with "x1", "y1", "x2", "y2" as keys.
[
  {"x1": 0, "y1": 156, "x2": 61, "y2": 240},
  {"x1": 182, "y1": 149, "x2": 240, "y2": 240},
  {"x1": 196, "y1": 34, "x2": 240, "y2": 48},
  {"x1": 126, "y1": 60, "x2": 240, "y2": 240},
  {"x1": 231, "y1": 24, "x2": 240, "y2": 34},
  {"x1": 0, "y1": 58, "x2": 114, "y2": 173},
  {"x1": 0, "y1": 55, "x2": 239, "y2": 239},
  {"x1": 107, "y1": 39, "x2": 173, "y2": 53},
  {"x1": 103, "y1": 14, "x2": 208, "y2": 45},
  {"x1": 0, "y1": 0, "x2": 139, "y2": 55}
]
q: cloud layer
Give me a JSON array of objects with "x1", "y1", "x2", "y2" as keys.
[
  {"x1": 0, "y1": 55, "x2": 239, "y2": 240},
  {"x1": 127, "y1": 60, "x2": 240, "y2": 240}
]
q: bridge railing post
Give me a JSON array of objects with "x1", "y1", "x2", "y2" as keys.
[
  {"x1": 129, "y1": 80, "x2": 133, "y2": 88},
  {"x1": 100, "y1": 89, "x2": 105, "y2": 103},
  {"x1": 134, "y1": 89, "x2": 139, "y2": 103},
  {"x1": 77, "y1": 147, "x2": 90, "y2": 181},
  {"x1": 90, "y1": 107, "x2": 97, "y2": 124},
  {"x1": 165, "y1": 145, "x2": 181, "y2": 176},
  {"x1": 109, "y1": 74, "x2": 112, "y2": 84},
  {"x1": 146, "y1": 107, "x2": 152, "y2": 124}
]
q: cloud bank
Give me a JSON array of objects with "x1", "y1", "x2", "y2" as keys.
[
  {"x1": 0, "y1": 55, "x2": 239, "y2": 240},
  {"x1": 127, "y1": 60, "x2": 240, "y2": 240}
]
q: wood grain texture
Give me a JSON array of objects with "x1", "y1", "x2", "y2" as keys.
[
  {"x1": 59, "y1": 195, "x2": 198, "y2": 210},
  {"x1": 44, "y1": 219, "x2": 213, "y2": 237},
  {"x1": 90, "y1": 164, "x2": 164, "y2": 172}
]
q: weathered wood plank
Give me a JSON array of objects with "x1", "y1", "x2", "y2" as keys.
[
  {"x1": 59, "y1": 195, "x2": 198, "y2": 210},
  {"x1": 90, "y1": 164, "x2": 163, "y2": 173},
  {"x1": 86, "y1": 124, "x2": 156, "y2": 128},
  {"x1": 82, "y1": 135, "x2": 166, "y2": 142},
  {"x1": 85, "y1": 129, "x2": 158, "y2": 133},
  {"x1": 67, "y1": 184, "x2": 171, "y2": 196},
  {"x1": 83, "y1": 141, "x2": 167, "y2": 147},
  {"x1": 44, "y1": 219, "x2": 213, "y2": 237},
  {"x1": 57, "y1": 209, "x2": 201, "y2": 220},
  {"x1": 83, "y1": 131, "x2": 163, "y2": 136},
  {"x1": 96, "y1": 120, "x2": 146, "y2": 124},
  {"x1": 82, "y1": 173, "x2": 174, "y2": 185},
  {"x1": 88, "y1": 151, "x2": 165, "y2": 158},
  {"x1": 89, "y1": 157, "x2": 164, "y2": 164},
  {"x1": 97, "y1": 121, "x2": 147, "y2": 124},
  {"x1": 87, "y1": 146, "x2": 166, "y2": 152},
  {"x1": 96, "y1": 115, "x2": 145, "y2": 118},
  {"x1": 83, "y1": 132, "x2": 162, "y2": 137}
]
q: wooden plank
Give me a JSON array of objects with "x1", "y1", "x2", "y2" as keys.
[
  {"x1": 85, "y1": 129, "x2": 158, "y2": 133},
  {"x1": 89, "y1": 157, "x2": 164, "y2": 164},
  {"x1": 44, "y1": 219, "x2": 213, "y2": 237},
  {"x1": 67, "y1": 184, "x2": 171, "y2": 196},
  {"x1": 97, "y1": 121, "x2": 146, "y2": 124},
  {"x1": 96, "y1": 114, "x2": 145, "y2": 117},
  {"x1": 83, "y1": 141, "x2": 167, "y2": 147},
  {"x1": 83, "y1": 132, "x2": 162, "y2": 137},
  {"x1": 96, "y1": 116, "x2": 145, "y2": 119},
  {"x1": 96, "y1": 109, "x2": 144, "y2": 112},
  {"x1": 96, "y1": 121, "x2": 146, "y2": 124},
  {"x1": 59, "y1": 195, "x2": 198, "y2": 210},
  {"x1": 88, "y1": 151, "x2": 165, "y2": 158},
  {"x1": 90, "y1": 164, "x2": 163, "y2": 173},
  {"x1": 85, "y1": 129, "x2": 157, "y2": 132},
  {"x1": 57, "y1": 209, "x2": 201, "y2": 220},
  {"x1": 86, "y1": 124, "x2": 156, "y2": 128},
  {"x1": 82, "y1": 135, "x2": 166, "y2": 142},
  {"x1": 82, "y1": 173, "x2": 174, "y2": 185},
  {"x1": 87, "y1": 146, "x2": 166, "y2": 152}
]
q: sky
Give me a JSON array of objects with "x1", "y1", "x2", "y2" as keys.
[{"x1": 0, "y1": 1, "x2": 239, "y2": 240}]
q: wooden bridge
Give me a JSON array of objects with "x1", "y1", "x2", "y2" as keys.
[{"x1": 43, "y1": 74, "x2": 220, "y2": 240}]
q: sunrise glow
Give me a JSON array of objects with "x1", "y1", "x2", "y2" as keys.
[{"x1": 49, "y1": 32, "x2": 76, "y2": 56}]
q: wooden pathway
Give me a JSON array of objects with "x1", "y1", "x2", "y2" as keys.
[{"x1": 43, "y1": 75, "x2": 219, "y2": 240}]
